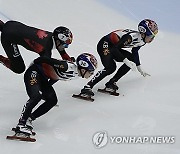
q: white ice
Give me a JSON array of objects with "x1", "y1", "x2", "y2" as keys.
[{"x1": 0, "y1": 0, "x2": 180, "y2": 154}]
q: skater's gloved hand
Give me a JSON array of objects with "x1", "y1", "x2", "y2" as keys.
[
  {"x1": 57, "y1": 61, "x2": 76, "y2": 80},
  {"x1": 137, "y1": 65, "x2": 151, "y2": 77},
  {"x1": 70, "y1": 57, "x2": 76, "y2": 62},
  {"x1": 123, "y1": 58, "x2": 137, "y2": 71},
  {"x1": 67, "y1": 61, "x2": 76, "y2": 69}
]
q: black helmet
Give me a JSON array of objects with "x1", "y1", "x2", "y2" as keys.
[{"x1": 53, "y1": 26, "x2": 73, "y2": 46}]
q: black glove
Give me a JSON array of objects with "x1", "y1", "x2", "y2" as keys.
[{"x1": 71, "y1": 57, "x2": 76, "y2": 62}]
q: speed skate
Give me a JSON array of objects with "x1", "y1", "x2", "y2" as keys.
[
  {"x1": 72, "y1": 94, "x2": 94, "y2": 102},
  {"x1": 97, "y1": 88, "x2": 120, "y2": 96},
  {"x1": 6, "y1": 127, "x2": 36, "y2": 142},
  {"x1": 6, "y1": 133, "x2": 36, "y2": 142}
]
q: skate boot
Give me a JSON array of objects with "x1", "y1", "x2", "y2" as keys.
[
  {"x1": 72, "y1": 85, "x2": 95, "y2": 102},
  {"x1": 105, "y1": 80, "x2": 119, "y2": 92},
  {"x1": 15, "y1": 123, "x2": 33, "y2": 136},
  {"x1": 80, "y1": 85, "x2": 94, "y2": 97},
  {"x1": 8, "y1": 123, "x2": 36, "y2": 142},
  {"x1": 0, "y1": 55, "x2": 10, "y2": 68},
  {"x1": 26, "y1": 117, "x2": 33, "y2": 130}
]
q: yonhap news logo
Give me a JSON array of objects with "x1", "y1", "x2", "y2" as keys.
[
  {"x1": 92, "y1": 131, "x2": 175, "y2": 149},
  {"x1": 92, "y1": 131, "x2": 108, "y2": 148}
]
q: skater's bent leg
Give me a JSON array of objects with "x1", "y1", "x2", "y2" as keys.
[
  {"x1": 31, "y1": 85, "x2": 57, "y2": 119},
  {"x1": 109, "y1": 49, "x2": 134, "y2": 83},
  {"x1": 111, "y1": 64, "x2": 131, "y2": 82},
  {"x1": 19, "y1": 95, "x2": 42, "y2": 125},
  {"x1": 19, "y1": 67, "x2": 42, "y2": 124},
  {"x1": 1, "y1": 38, "x2": 25, "y2": 73},
  {"x1": 87, "y1": 65, "x2": 116, "y2": 88},
  {"x1": 87, "y1": 49, "x2": 117, "y2": 88}
]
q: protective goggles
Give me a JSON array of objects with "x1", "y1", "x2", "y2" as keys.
[{"x1": 62, "y1": 43, "x2": 69, "y2": 48}]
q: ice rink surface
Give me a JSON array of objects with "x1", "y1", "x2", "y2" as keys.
[{"x1": 0, "y1": 0, "x2": 180, "y2": 153}]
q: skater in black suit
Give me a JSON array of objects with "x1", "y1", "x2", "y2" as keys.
[
  {"x1": 80, "y1": 19, "x2": 158, "y2": 96},
  {"x1": 15, "y1": 53, "x2": 97, "y2": 135}
]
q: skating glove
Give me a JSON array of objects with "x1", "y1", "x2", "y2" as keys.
[
  {"x1": 137, "y1": 65, "x2": 151, "y2": 77},
  {"x1": 70, "y1": 57, "x2": 76, "y2": 62},
  {"x1": 57, "y1": 61, "x2": 77, "y2": 80},
  {"x1": 123, "y1": 58, "x2": 137, "y2": 71}
]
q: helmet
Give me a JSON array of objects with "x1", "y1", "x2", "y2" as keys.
[
  {"x1": 138, "y1": 19, "x2": 158, "y2": 37},
  {"x1": 76, "y1": 53, "x2": 98, "y2": 72},
  {"x1": 53, "y1": 26, "x2": 73, "y2": 47}
]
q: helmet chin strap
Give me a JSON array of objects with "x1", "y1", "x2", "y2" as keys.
[
  {"x1": 141, "y1": 33, "x2": 146, "y2": 42},
  {"x1": 80, "y1": 69, "x2": 87, "y2": 78},
  {"x1": 53, "y1": 38, "x2": 66, "y2": 50}
]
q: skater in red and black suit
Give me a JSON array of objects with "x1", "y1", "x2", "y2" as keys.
[
  {"x1": 14, "y1": 53, "x2": 97, "y2": 135},
  {"x1": 0, "y1": 20, "x2": 73, "y2": 74},
  {"x1": 80, "y1": 19, "x2": 158, "y2": 96}
]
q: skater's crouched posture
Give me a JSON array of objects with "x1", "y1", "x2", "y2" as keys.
[
  {"x1": 15, "y1": 53, "x2": 97, "y2": 135},
  {"x1": 0, "y1": 20, "x2": 73, "y2": 74},
  {"x1": 80, "y1": 19, "x2": 158, "y2": 97}
]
